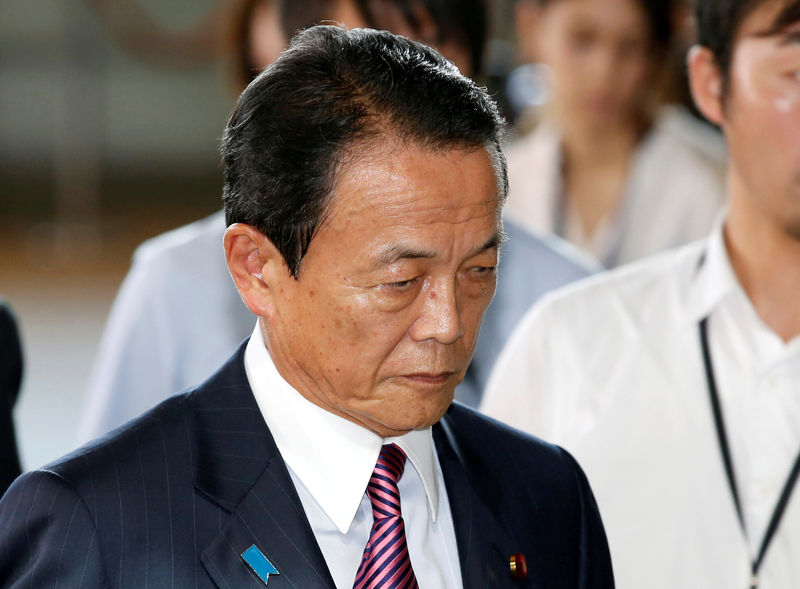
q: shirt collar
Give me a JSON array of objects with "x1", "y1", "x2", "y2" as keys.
[
  {"x1": 687, "y1": 214, "x2": 745, "y2": 324},
  {"x1": 243, "y1": 322, "x2": 441, "y2": 534}
]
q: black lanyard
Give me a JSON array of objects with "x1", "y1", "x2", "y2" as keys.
[{"x1": 699, "y1": 317, "x2": 800, "y2": 589}]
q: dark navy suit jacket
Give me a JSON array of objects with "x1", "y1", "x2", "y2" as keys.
[{"x1": 0, "y1": 343, "x2": 614, "y2": 588}]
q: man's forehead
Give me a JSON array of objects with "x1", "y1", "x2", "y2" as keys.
[
  {"x1": 329, "y1": 141, "x2": 500, "y2": 208},
  {"x1": 312, "y1": 140, "x2": 502, "y2": 256}
]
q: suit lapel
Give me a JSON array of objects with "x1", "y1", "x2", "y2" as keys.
[
  {"x1": 191, "y1": 342, "x2": 335, "y2": 589},
  {"x1": 200, "y1": 456, "x2": 336, "y2": 588},
  {"x1": 434, "y1": 408, "x2": 532, "y2": 588}
]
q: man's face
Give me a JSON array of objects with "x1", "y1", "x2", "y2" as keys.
[
  {"x1": 723, "y1": 0, "x2": 800, "y2": 236},
  {"x1": 263, "y1": 142, "x2": 502, "y2": 437}
]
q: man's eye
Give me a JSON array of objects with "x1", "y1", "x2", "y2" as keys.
[
  {"x1": 384, "y1": 277, "x2": 418, "y2": 291},
  {"x1": 472, "y1": 266, "x2": 497, "y2": 276}
]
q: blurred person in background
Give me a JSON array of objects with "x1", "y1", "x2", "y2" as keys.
[
  {"x1": 505, "y1": 0, "x2": 727, "y2": 268},
  {"x1": 0, "y1": 300, "x2": 23, "y2": 496},
  {"x1": 78, "y1": 0, "x2": 596, "y2": 443},
  {"x1": 482, "y1": 0, "x2": 800, "y2": 586}
]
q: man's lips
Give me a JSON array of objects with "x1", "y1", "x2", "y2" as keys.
[{"x1": 399, "y1": 372, "x2": 456, "y2": 385}]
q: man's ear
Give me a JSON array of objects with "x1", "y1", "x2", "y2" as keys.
[
  {"x1": 224, "y1": 223, "x2": 286, "y2": 318},
  {"x1": 687, "y1": 45, "x2": 725, "y2": 126}
]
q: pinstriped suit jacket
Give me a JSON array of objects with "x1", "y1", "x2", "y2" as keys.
[{"x1": 0, "y1": 342, "x2": 613, "y2": 588}]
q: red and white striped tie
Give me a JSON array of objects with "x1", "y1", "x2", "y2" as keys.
[{"x1": 353, "y1": 444, "x2": 420, "y2": 589}]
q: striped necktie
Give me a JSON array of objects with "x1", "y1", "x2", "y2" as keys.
[{"x1": 353, "y1": 443, "x2": 420, "y2": 589}]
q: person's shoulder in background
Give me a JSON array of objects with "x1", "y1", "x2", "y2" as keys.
[
  {"x1": 656, "y1": 105, "x2": 727, "y2": 169},
  {"x1": 480, "y1": 238, "x2": 707, "y2": 433},
  {"x1": 635, "y1": 105, "x2": 727, "y2": 235},
  {"x1": 131, "y1": 210, "x2": 227, "y2": 277},
  {"x1": 0, "y1": 299, "x2": 23, "y2": 496},
  {"x1": 78, "y1": 210, "x2": 253, "y2": 444},
  {"x1": 0, "y1": 300, "x2": 23, "y2": 407}
]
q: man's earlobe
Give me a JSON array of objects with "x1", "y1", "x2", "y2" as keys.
[
  {"x1": 687, "y1": 45, "x2": 725, "y2": 126},
  {"x1": 224, "y1": 223, "x2": 283, "y2": 318}
]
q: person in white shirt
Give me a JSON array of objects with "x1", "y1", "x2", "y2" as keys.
[
  {"x1": 481, "y1": 1, "x2": 800, "y2": 587},
  {"x1": 78, "y1": 0, "x2": 596, "y2": 442},
  {"x1": 506, "y1": 0, "x2": 727, "y2": 267}
]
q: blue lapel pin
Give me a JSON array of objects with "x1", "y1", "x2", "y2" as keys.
[{"x1": 241, "y1": 544, "x2": 280, "y2": 585}]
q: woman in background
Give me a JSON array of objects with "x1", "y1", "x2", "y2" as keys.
[{"x1": 507, "y1": 0, "x2": 726, "y2": 268}]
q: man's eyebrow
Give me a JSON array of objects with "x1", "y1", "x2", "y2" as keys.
[
  {"x1": 369, "y1": 230, "x2": 505, "y2": 269},
  {"x1": 465, "y1": 231, "x2": 505, "y2": 260},
  {"x1": 372, "y1": 244, "x2": 437, "y2": 268}
]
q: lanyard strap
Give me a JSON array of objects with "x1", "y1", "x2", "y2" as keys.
[{"x1": 699, "y1": 317, "x2": 800, "y2": 587}]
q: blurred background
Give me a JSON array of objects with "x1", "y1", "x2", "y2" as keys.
[{"x1": 0, "y1": 0, "x2": 518, "y2": 470}]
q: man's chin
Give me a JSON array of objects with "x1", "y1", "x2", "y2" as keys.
[{"x1": 375, "y1": 396, "x2": 454, "y2": 436}]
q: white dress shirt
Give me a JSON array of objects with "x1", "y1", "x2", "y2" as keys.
[
  {"x1": 244, "y1": 324, "x2": 463, "y2": 589},
  {"x1": 481, "y1": 219, "x2": 800, "y2": 589},
  {"x1": 504, "y1": 106, "x2": 727, "y2": 268}
]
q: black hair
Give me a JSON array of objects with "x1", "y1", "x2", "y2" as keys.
[
  {"x1": 696, "y1": 0, "x2": 800, "y2": 85},
  {"x1": 533, "y1": 0, "x2": 675, "y2": 57},
  {"x1": 222, "y1": 25, "x2": 507, "y2": 277}
]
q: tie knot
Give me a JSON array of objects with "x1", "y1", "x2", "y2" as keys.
[
  {"x1": 366, "y1": 443, "x2": 407, "y2": 519},
  {"x1": 377, "y1": 443, "x2": 407, "y2": 481}
]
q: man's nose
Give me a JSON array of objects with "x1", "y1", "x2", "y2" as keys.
[{"x1": 408, "y1": 281, "x2": 464, "y2": 345}]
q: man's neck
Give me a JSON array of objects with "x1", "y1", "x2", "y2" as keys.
[{"x1": 724, "y1": 196, "x2": 800, "y2": 343}]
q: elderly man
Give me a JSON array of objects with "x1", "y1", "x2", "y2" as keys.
[
  {"x1": 78, "y1": 0, "x2": 595, "y2": 444},
  {"x1": 0, "y1": 28, "x2": 613, "y2": 588},
  {"x1": 482, "y1": 0, "x2": 800, "y2": 587}
]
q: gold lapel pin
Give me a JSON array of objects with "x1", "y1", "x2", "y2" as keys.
[{"x1": 509, "y1": 553, "x2": 528, "y2": 580}]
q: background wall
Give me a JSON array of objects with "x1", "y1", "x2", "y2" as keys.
[{"x1": 3, "y1": 0, "x2": 242, "y2": 469}]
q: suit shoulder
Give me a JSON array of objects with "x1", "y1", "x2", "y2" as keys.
[
  {"x1": 502, "y1": 219, "x2": 598, "y2": 280},
  {"x1": 44, "y1": 391, "x2": 196, "y2": 491},
  {"x1": 0, "y1": 469, "x2": 110, "y2": 586},
  {"x1": 442, "y1": 403, "x2": 570, "y2": 472},
  {"x1": 441, "y1": 405, "x2": 600, "y2": 531}
]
